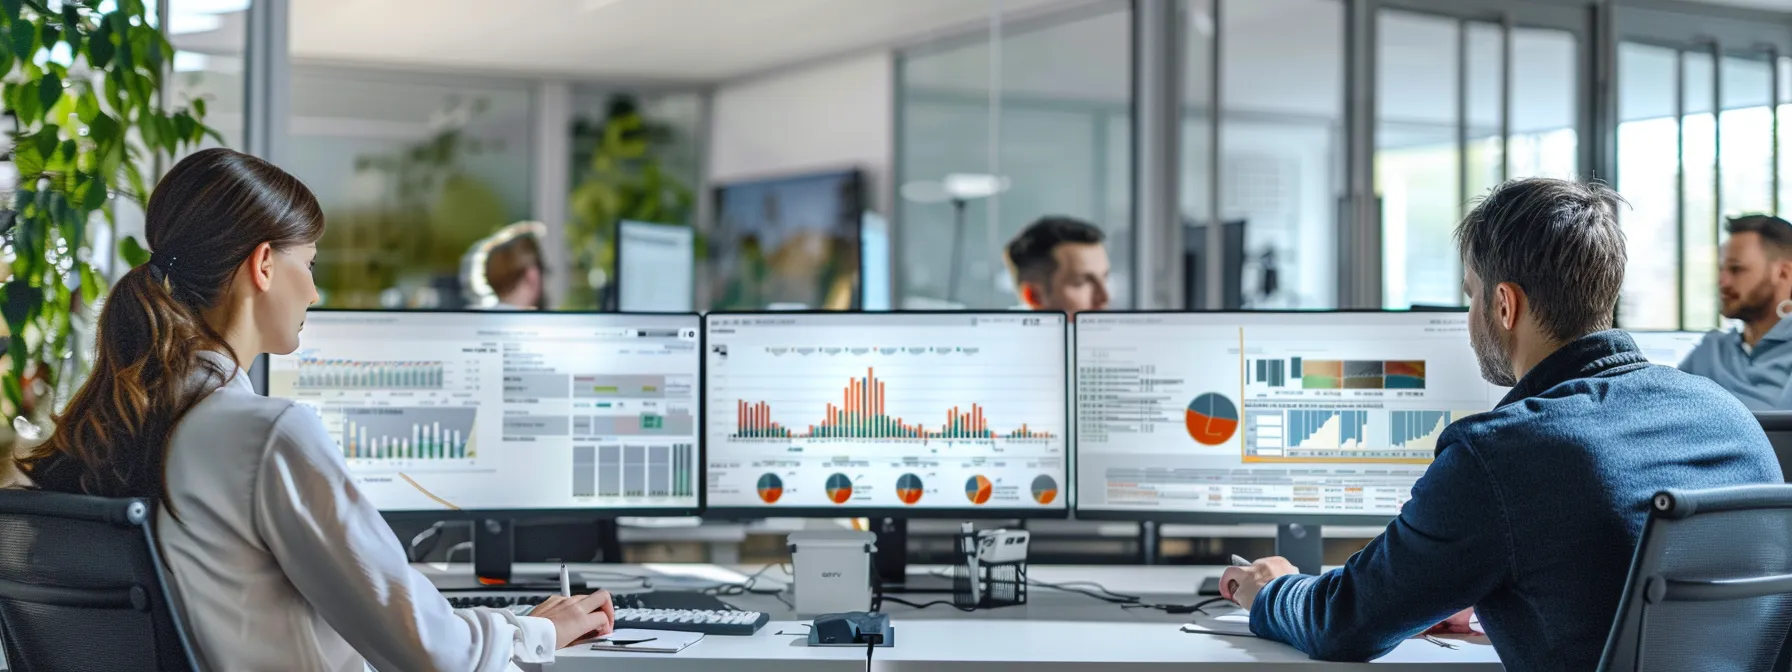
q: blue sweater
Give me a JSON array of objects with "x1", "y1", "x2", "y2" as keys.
[{"x1": 1248, "y1": 330, "x2": 1784, "y2": 671}]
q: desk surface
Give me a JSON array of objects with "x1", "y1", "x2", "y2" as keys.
[{"x1": 413, "y1": 563, "x2": 1504, "y2": 671}]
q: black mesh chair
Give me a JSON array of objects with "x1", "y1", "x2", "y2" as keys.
[
  {"x1": 0, "y1": 489, "x2": 199, "y2": 672},
  {"x1": 1596, "y1": 484, "x2": 1792, "y2": 672}
]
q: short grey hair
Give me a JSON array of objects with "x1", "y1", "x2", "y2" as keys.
[{"x1": 1455, "y1": 178, "x2": 1629, "y2": 343}]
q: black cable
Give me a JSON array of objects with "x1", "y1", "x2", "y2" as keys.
[
  {"x1": 874, "y1": 595, "x2": 978, "y2": 613},
  {"x1": 1022, "y1": 577, "x2": 1229, "y2": 615},
  {"x1": 864, "y1": 640, "x2": 873, "y2": 672}
]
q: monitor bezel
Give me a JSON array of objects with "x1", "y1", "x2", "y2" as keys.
[
  {"x1": 1068, "y1": 308, "x2": 1474, "y2": 526},
  {"x1": 700, "y1": 309, "x2": 1073, "y2": 519},
  {"x1": 258, "y1": 308, "x2": 707, "y2": 521}
]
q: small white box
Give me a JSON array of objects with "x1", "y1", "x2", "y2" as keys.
[{"x1": 788, "y1": 530, "x2": 876, "y2": 618}]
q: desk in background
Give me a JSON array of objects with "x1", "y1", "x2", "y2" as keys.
[{"x1": 412, "y1": 563, "x2": 1503, "y2": 671}]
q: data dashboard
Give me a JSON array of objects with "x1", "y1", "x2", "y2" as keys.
[
  {"x1": 704, "y1": 312, "x2": 1068, "y2": 513},
  {"x1": 265, "y1": 311, "x2": 701, "y2": 513},
  {"x1": 1074, "y1": 311, "x2": 1508, "y2": 518}
]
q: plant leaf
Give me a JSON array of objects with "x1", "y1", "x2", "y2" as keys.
[
  {"x1": 1, "y1": 280, "x2": 43, "y2": 333},
  {"x1": 12, "y1": 137, "x2": 44, "y2": 177},
  {"x1": 78, "y1": 261, "x2": 99, "y2": 305},
  {"x1": 37, "y1": 73, "x2": 61, "y2": 118},
  {"x1": 88, "y1": 111, "x2": 117, "y2": 147},
  {"x1": 192, "y1": 97, "x2": 206, "y2": 118},
  {"x1": 34, "y1": 125, "x2": 57, "y2": 160},
  {"x1": 1, "y1": 0, "x2": 20, "y2": 24},
  {"x1": 117, "y1": 234, "x2": 149, "y2": 268},
  {"x1": 80, "y1": 173, "x2": 106, "y2": 212},
  {"x1": 75, "y1": 90, "x2": 97, "y2": 123},
  {"x1": 87, "y1": 20, "x2": 112, "y2": 68},
  {"x1": 173, "y1": 112, "x2": 196, "y2": 145},
  {"x1": 10, "y1": 19, "x2": 35, "y2": 61}
]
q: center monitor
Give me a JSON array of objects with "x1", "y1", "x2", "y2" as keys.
[
  {"x1": 261, "y1": 310, "x2": 703, "y2": 517},
  {"x1": 703, "y1": 311, "x2": 1070, "y2": 516},
  {"x1": 1073, "y1": 310, "x2": 1508, "y2": 523}
]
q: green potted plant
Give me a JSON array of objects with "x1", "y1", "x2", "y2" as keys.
[
  {"x1": 0, "y1": 0, "x2": 216, "y2": 454},
  {"x1": 566, "y1": 94, "x2": 695, "y2": 309}
]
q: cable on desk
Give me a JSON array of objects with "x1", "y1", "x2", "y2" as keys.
[
  {"x1": 703, "y1": 562, "x2": 790, "y2": 598},
  {"x1": 873, "y1": 595, "x2": 978, "y2": 613},
  {"x1": 1025, "y1": 578, "x2": 1229, "y2": 616}
]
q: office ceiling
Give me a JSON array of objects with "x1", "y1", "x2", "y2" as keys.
[{"x1": 173, "y1": 0, "x2": 1094, "y2": 82}]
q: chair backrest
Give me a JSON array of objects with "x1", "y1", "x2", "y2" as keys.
[
  {"x1": 0, "y1": 489, "x2": 198, "y2": 672},
  {"x1": 1597, "y1": 484, "x2": 1792, "y2": 672},
  {"x1": 1753, "y1": 412, "x2": 1792, "y2": 482}
]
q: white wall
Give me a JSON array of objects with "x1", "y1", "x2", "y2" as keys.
[{"x1": 708, "y1": 52, "x2": 895, "y2": 213}]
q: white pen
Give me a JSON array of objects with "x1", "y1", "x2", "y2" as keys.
[
  {"x1": 1230, "y1": 554, "x2": 1252, "y2": 567},
  {"x1": 559, "y1": 562, "x2": 572, "y2": 597}
]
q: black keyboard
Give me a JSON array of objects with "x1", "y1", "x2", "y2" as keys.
[{"x1": 444, "y1": 591, "x2": 769, "y2": 636}]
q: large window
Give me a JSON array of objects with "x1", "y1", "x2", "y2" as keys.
[
  {"x1": 1377, "y1": 7, "x2": 1581, "y2": 310},
  {"x1": 1197, "y1": 0, "x2": 1344, "y2": 310},
  {"x1": 896, "y1": 2, "x2": 1134, "y2": 310}
]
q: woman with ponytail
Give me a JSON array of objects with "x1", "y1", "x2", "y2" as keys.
[{"x1": 14, "y1": 148, "x2": 612, "y2": 671}]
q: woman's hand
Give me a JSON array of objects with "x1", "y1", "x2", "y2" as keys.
[{"x1": 529, "y1": 591, "x2": 616, "y2": 648}]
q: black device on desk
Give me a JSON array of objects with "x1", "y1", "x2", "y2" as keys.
[
  {"x1": 444, "y1": 591, "x2": 770, "y2": 636},
  {"x1": 811, "y1": 611, "x2": 892, "y2": 646},
  {"x1": 254, "y1": 310, "x2": 704, "y2": 587}
]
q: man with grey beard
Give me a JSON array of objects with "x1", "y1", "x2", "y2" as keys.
[{"x1": 1218, "y1": 178, "x2": 1782, "y2": 671}]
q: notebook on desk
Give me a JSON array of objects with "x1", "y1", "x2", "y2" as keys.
[
  {"x1": 1181, "y1": 613, "x2": 1254, "y2": 637},
  {"x1": 587, "y1": 629, "x2": 705, "y2": 654}
]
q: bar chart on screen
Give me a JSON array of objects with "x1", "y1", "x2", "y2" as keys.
[
  {"x1": 334, "y1": 406, "x2": 478, "y2": 462},
  {"x1": 728, "y1": 367, "x2": 1056, "y2": 444}
]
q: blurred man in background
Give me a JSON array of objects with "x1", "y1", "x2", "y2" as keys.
[
  {"x1": 1004, "y1": 216, "x2": 1111, "y2": 316},
  {"x1": 1680, "y1": 214, "x2": 1792, "y2": 409}
]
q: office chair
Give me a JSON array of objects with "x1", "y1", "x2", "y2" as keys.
[
  {"x1": 1596, "y1": 485, "x2": 1792, "y2": 671},
  {"x1": 0, "y1": 489, "x2": 199, "y2": 672},
  {"x1": 1753, "y1": 411, "x2": 1792, "y2": 482}
]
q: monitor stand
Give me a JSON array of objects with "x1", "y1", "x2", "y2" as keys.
[
  {"x1": 872, "y1": 518, "x2": 954, "y2": 594},
  {"x1": 1197, "y1": 523, "x2": 1325, "y2": 596},
  {"x1": 467, "y1": 518, "x2": 622, "y2": 591}
]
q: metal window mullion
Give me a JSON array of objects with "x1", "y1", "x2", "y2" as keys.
[
  {"x1": 1456, "y1": 18, "x2": 1469, "y2": 219},
  {"x1": 1712, "y1": 40, "x2": 1723, "y2": 248},
  {"x1": 1772, "y1": 46, "x2": 1782, "y2": 216},
  {"x1": 1500, "y1": 12, "x2": 1513, "y2": 182},
  {"x1": 1676, "y1": 48, "x2": 1688, "y2": 331},
  {"x1": 1207, "y1": 0, "x2": 1223, "y2": 309}
]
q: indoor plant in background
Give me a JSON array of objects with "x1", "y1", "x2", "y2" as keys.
[
  {"x1": 566, "y1": 94, "x2": 695, "y2": 310},
  {"x1": 0, "y1": 0, "x2": 216, "y2": 463}
]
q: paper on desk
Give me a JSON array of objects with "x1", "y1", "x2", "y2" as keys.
[
  {"x1": 587, "y1": 629, "x2": 705, "y2": 654},
  {"x1": 1181, "y1": 612, "x2": 1255, "y2": 638}
]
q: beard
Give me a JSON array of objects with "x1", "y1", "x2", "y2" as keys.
[
  {"x1": 1721, "y1": 280, "x2": 1780, "y2": 323},
  {"x1": 1470, "y1": 302, "x2": 1518, "y2": 387}
]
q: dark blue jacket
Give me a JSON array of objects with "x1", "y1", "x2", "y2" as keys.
[{"x1": 1248, "y1": 330, "x2": 1784, "y2": 671}]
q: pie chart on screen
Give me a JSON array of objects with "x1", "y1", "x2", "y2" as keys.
[
  {"x1": 896, "y1": 474, "x2": 924, "y2": 505},
  {"x1": 756, "y1": 473, "x2": 783, "y2": 504},
  {"x1": 965, "y1": 475, "x2": 993, "y2": 505},
  {"x1": 826, "y1": 473, "x2": 854, "y2": 504},
  {"x1": 1031, "y1": 475, "x2": 1059, "y2": 505},
  {"x1": 1186, "y1": 393, "x2": 1240, "y2": 446}
]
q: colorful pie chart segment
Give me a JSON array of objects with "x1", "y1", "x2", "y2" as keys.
[
  {"x1": 1031, "y1": 475, "x2": 1059, "y2": 505},
  {"x1": 825, "y1": 473, "x2": 854, "y2": 504},
  {"x1": 896, "y1": 473, "x2": 924, "y2": 505},
  {"x1": 756, "y1": 473, "x2": 783, "y2": 504},
  {"x1": 1186, "y1": 393, "x2": 1240, "y2": 446},
  {"x1": 965, "y1": 475, "x2": 993, "y2": 505}
]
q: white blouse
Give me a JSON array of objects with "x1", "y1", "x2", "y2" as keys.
[{"x1": 155, "y1": 352, "x2": 556, "y2": 671}]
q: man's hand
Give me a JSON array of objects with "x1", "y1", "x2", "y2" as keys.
[
  {"x1": 530, "y1": 590, "x2": 616, "y2": 649},
  {"x1": 1218, "y1": 556, "x2": 1299, "y2": 611},
  {"x1": 1423, "y1": 608, "x2": 1481, "y2": 636}
]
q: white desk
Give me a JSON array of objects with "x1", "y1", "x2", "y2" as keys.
[{"x1": 412, "y1": 563, "x2": 1504, "y2": 671}]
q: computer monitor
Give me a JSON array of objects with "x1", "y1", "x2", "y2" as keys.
[
  {"x1": 1753, "y1": 412, "x2": 1792, "y2": 483},
  {"x1": 1072, "y1": 310, "x2": 1508, "y2": 573},
  {"x1": 1626, "y1": 329, "x2": 1706, "y2": 368},
  {"x1": 702, "y1": 311, "x2": 1070, "y2": 517},
  {"x1": 617, "y1": 220, "x2": 695, "y2": 312}
]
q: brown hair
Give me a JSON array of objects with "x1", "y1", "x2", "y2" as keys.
[
  {"x1": 484, "y1": 233, "x2": 543, "y2": 301},
  {"x1": 16, "y1": 148, "x2": 324, "y2": 500}
]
